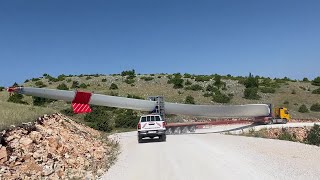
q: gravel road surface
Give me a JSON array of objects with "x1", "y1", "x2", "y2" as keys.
[{"x1": 102, "y1": 124, "x2": 320, "y2": 180}]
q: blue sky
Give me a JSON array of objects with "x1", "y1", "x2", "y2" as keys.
[{"x1": 0, "y1": 0, "x2": 319, "y2": 86}]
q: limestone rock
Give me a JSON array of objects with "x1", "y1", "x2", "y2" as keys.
[{"x1": 0, "y1": 113, "x2": 116, "y2": 179}]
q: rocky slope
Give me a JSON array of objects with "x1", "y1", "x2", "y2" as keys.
[{"x1": 0, "y1": 113, "x2": 118, "y2": 180}]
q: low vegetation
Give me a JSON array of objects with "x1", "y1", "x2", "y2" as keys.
[
  {"x1": 140, "y1": 76, "x2": 154, "y2": 81},
  {"x1": 312, "y1": 88, "x2": 320, "y2": 94},
  {"x1": 306, "y1": 124, "x2": 320, "y2": 146},
  {"x1": 57, "y1": 83, "x2": 69, "y2": 90},
  {"x1": 110, "y1": 83, "x2": 118, "y2": 90},
  {"x1": 310, "y1": 103, "x2": 320, "y2": 112},
  {"x1": 167, "y1": 73, "x2": 184, "y2": 89},
  {"x1": 311, "y1": 77, "x2": 320, "y2": 86},
  {"x1": 298, "y1": 104, "x2": 309, "y2": 113},
  {"x1": 243, "y1": 73, "x2": 261, "y2": 100},
  {"x1": 260, "y1": 87, "x2": 276, "y2": 93},
  {"x1": 185, "y1": 95, "x2": 195, "y2": 104},
  {"x1": 185, "y1": 84, "x2": 203, "y2": 91},
  {"x1": 7, "y1": 94, "x2": 28, "y2": 104},
  {"x1": 243, "y1": 125, "x2": 320, "y2": 146},
  {"x1": 83, "y1": 105, "x2": 138, "y2": 132}
]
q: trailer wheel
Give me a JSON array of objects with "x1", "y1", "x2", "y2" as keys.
[
  {"x1": 189, "y1": 126, "x2": 196, "y2": 133},
  {"x1": 161, "y1": 134, "x2": 166, "y2": 142},
  {"x1": 267, "y1": 118, "x2": 273, "y2": 125},
  {"x1": 182, "y1": 127, "x2": 188, "y2": 134},
  {"x1": 166, "y1": 128, "x2": 173, "y2": 135},
  {"x1": 175, "y1": 127, "x2": 181, "y2": 134}
]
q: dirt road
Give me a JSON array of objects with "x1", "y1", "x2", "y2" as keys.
[{"x1": 102, "y1": 124, "x2": 320, "y2": 180}]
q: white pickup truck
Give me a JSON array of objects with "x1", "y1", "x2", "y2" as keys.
[{"x1": 137, "y1": 114, "x2": 167, "y2": 143}]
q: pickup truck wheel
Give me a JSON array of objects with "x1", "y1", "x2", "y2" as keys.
[
  {"x1": 138, "y1": 136, "x2": 143, "y2": 143},
  {"x1": 282, "y1": 119, "x2": 287, "y2": 124},
  {"x1": 161, "y1": 135, "x2": 166, "y2": 142}
]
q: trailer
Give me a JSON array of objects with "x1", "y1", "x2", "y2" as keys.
[{"x1": 165, "y1": 120, "x2": 250, "y2": 134}]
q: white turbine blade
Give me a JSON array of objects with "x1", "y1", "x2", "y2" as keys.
[{"x1": 16, "y1": 87, "x2": 270, "y2": 117}]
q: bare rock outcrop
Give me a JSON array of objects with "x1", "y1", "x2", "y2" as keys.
[{"x1": 0, "y1": 113, "x2": 118, "y2": 180}]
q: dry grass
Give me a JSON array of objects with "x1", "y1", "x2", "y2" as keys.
[{"x1": 0, "y1": 100, "x2": 55, "y2": 131}]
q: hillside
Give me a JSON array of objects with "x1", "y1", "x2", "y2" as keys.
[{"x1": 1, "y1": 72, "x2": 320, "y2": 130}]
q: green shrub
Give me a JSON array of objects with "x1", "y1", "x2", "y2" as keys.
[
  {"x1": 140, "y1": 77, "x2": 154, "y2": 81},
  {"x1": 312, "y1": 77, "x2": 320, "y2": 86},
  {"x1": 278, "y1": 130, "x2": 295, "y2": 142},
  {"x1": 185, "y1": 95, "x2": 195, "y2": 104},
  {"x1": 183, "y1": 73, "x2": 192, "y2": 78},
  {"x1": 203, "y1": 92, "x2": 212, "y2": 97},
  {"x1": 291, "y1": 89, "x2": 296, "y2": 94},
  {"x1": 244, "y1": 73, "x2": 259, "y2": 88},
  {"x1": 206, "y1": 85, "x2": 219, "y2": 93},
  {"x1": 114, "y1": 109, "x2": 139, "y2": 129},
  {"x1": 109, "y1": 91, "x2": 118, "y2": 96},
  {"x1": 60, "y1": 107, "x2": 75, "y2": 116},
  {"x1": 168, "y1": 77, "x2": 184, "y2": 89},
  {"x1": 32, "y1": 96, "x2": 55, "y2": 106},
  {"x1": 66, "y1": 79, "x2": 72, "y2": 83},
  {"x1": 127, "y1": 94, "x2": 143, "y2": 99},
  {"x1": 312, "y1": 88, "x2": 320, "y2": 94},
  {"x1": 185, "y1": 80, "x2": 192, "y2": 86},
  {"x1": 57, "y1": 74, "x2": 66, "y2": 81},
  {"x1": 31, "y1": 78, "x2": 40, "y2": 82},
  {"x1": 7, "y1": 94, "x2": 28, "y2": 104},
  {"x1": 306, "y1": 124, "x2": 320, "y2": 146},
  {"x1": 302, "y1": 77, "x2": 309, "y2": 82},
  {"x1": 214, "y1": 75, "x2": 225, "y2": 89},
  {"x1": 298, "y1": 104, "x2": 309, "y2": 113},
  {"x1": 157, "y1": 76, "x2": 162, "y2": 78},
  {"x1": 79, "y1": 83, "x2": 88, "y2": 88},
  {"x1": 0, "y1": 86, "x2": 5, "y2": 91},
  {"x1": 35, "y1": 81, "x2": 46, "y2": 88},
  {"x1": 121, "y1": 69, "x2": 136, "y2": 78},
  {"x1": 57, "y1": 83, "x2": 69, "y2": 90},
  {"x1": 102, "y1": 78, "x2": 107, "y2": 82},
  {"x1": 212, "y1": 93, "x2": 231, "y2": 103},
  {"x1": 172, "y1": 73, "x2": 182, "y2": 79},
  {"x1": 110, "y1": 83, "x2": 118, "y2": 90},
  {"x1": 310, "y1": 103, "x2": 320, "y2": 112},
  {"x1": 124, "y1": 78, "x2": 135, "y2": 84},
  {"x1": 244, "y1": 88, "x2": 260, "y2": 100},
  {"x1": 71, "y1": 81, "x2": 79, "y2": 88},
  {"x1": 283, "y1": 100, "x2": 289, "y2": 105},
  {"x1": 84, "y1": 106, "x2": 113, "y2": 132},
  {"x1": 44, "y1": 74, "x2": 59, "y2": 82},
  {"x1": 86, "y1": 76, "x2": 92, "y2": 80},
  {"x1": 260, "y1": 87, "x2": 276, "y2": 93},
  {"x1": 24, "y1": 79, "x2": 29, "y2": 83},
  {"x1": 194, "y1": 75, "x2": 211, "y2": 82},
  {"x1": 185, "y1": 84, "x2": 203, "y2": 91}
]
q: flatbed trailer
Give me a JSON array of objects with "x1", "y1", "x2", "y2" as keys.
[{"x1": 166, "y1": 120, "x2": 250, "y2": 134}]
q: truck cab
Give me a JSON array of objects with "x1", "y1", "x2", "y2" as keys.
[
  {"x1": 137, "y1": 114, "x2": 167, "y2": 143},
  {"x1": 253, "y1": 106, "x2": 291, "y2": 124},
  {"x1": 275, "y1": 107, "x2": 290, "y2": 120}
]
